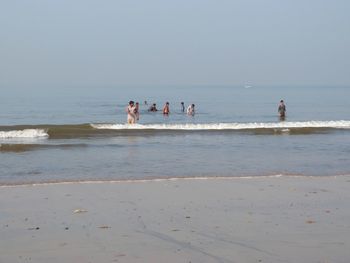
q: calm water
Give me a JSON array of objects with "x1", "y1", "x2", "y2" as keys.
[{"x1": 1, "y1": 86, "x2": 350, "y2": 184}]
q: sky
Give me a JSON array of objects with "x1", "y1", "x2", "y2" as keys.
[{"x1": 1, "y1": 0, "x2": 349, "y2": 89}]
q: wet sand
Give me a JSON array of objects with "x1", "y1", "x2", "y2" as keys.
[{"x1": 1, "y1": 176, "x2": 350, "y2": 263}]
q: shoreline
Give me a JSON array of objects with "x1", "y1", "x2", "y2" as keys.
[
  {"x1": 1, "y1": 175, "x2": 350, "y2": 262},
  {"x1": 1, "y1": 173, "x2": 349, "y2": 188}
]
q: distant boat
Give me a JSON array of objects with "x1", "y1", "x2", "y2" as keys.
[{"x1": 244, "y1": 85, "x2": 252, "y2": 89}]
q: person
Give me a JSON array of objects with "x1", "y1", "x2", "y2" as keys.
[
  {"x1": 187, "y1": 104, "x2": 195, "y2": 116},
  {"x1": 181, "y1": 102, "x2": 185, "y2": 112},
  {"x1": 278, "y1": 100, "x2": 286, "y2": 119},
  {"x1": 148, "y1": 103, "x2": 158, "y2": 112},
  {"x1": 126, "y1": 101, "x2": 136, "y2": 124},
  {"x1": 163, "y1": 102, "x2": 170, "y2": 115},
  {"x1": 144, "y1": 100, "x2": 148, "y2": 105},
  {"x1": 134, "y1": 102, "x2": 140, "y2": 121}
]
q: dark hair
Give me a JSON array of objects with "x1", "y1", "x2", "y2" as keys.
[
  {"x1": 280, "y1": 100, "x2": 284, "y2": 103},
  {"x1": 129, "y1": 100, "x2": 134, "y2": 105}
]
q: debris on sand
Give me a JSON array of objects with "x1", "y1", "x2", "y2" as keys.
[
  {"x1": 73, "y1": 209, "x2": 88, "y2": 214},
  {"x1": 306, "y1": 220, "x2": 316, "y2": 224},
  {"x1": 98, "y1": 225, "x2": 111, "y2": 229},
  {"x1": 27, "y1": 227, "x2": 40, "y2": 230}
]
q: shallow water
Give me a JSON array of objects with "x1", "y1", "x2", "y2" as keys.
[{"x1": 1, "y1": 86, "x2": 350, "y2": 184}]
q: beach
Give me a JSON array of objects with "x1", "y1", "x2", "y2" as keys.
[
  {"x1": 1, "y1": 175, "x2": 349, "y2": 263},
  {"x1": 2, "y1": 0, "x2": 350, "y2": 261}
]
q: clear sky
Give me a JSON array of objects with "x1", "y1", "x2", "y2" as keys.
[{"x1": 1, "y1": 0, "x2": 349, "y2": 89}]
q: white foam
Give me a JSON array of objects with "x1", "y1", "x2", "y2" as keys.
[
  {"x1": 3, "y1": 174, "x2": 349, "y2": 188},
  {"x1": 0, "y1": 129, "x2": 49, "y2": 139},
  {"x1": 91, "y1": 120, "x2": 350, "y2": 130}
]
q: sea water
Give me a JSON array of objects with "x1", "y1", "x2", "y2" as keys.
[{"x1": 1, "y1": 86, "x2": 350, "y2": 184}]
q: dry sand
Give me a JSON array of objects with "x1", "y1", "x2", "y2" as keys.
[{"x1": 1, "y1": 175, "x2": 350, "y2": 263}]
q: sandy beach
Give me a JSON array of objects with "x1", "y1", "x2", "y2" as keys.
[{"x1": 1, "y1": 175, "x2": 350, "y2": 263}]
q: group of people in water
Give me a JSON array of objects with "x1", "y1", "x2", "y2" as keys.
[
  {"x1": 126, "y1": 99, "x2": 286, "y2": 124},
  {"x1": 126, "y1": 101, "x2": 195, "y2": 124}
]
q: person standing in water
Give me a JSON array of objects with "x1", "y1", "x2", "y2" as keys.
[
  {"x1": 126, "y1": 101, "x2": 136, "y2": 124},
  {"x1": 187, "y1": 104, "x2": 195, "y2": 116},
  {"x1": 134, "y1": 102, "x2": 140, "y2": 121},
  {"x1": 278, "y1": 100, "x2": 286, "y2": 119},
  {"x1": 163, "y1": 102, "x2": 170, "y2": 115},
  {"x1": 181, "y1": 102, "x2": 185, "y2": 112},
  {"x1": 148, "y1": 103, "x2": 158, "y2": 112}
]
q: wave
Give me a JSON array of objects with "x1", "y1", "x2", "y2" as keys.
[
  {"x1": 0, "y1": 143, "x2": 88, "y2": 153},
  {"x1": 91, "y1": 120, "x2": 350, "y2": 130},
  {"x1": 2, "y1": 174, "x2": 349, "y2": 187},
  {"x1": 0, "y1": 120, "x2": 349, "y2": 140},
  {"x1": 0, "y1": 129, "x2": 48, "y2": 139}
]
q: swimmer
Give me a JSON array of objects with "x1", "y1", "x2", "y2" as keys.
[
  {"x1": 187, "y1": 104, "x2": 195, "y2": 116},
  {"x1": 148, "y1": 103, "x2": 158, "y2": 112},
  {"x1": 126, "y1": 101, "x2": 136, "y2": 124},
  {"x1": 163, "y1": 102, "x2": 170, "y2": 115},
  {"x1": 278, "y1": 100, "x2": 286, "y2": 119},
  {"x1": 181, "y1": 102, "x2": 185, "y2": 112},
  {"x1": 134, "y1": 102, "x2": 140, "y2": 121}
]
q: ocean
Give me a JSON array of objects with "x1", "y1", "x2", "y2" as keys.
[{"x1": 1, "y1": 86, "x2": 350, "y2": 185}]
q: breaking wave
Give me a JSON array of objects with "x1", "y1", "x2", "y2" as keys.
[
  {"x1": 0, "y1": 129, "x2": 48, "y2": 139},
  {"x1": 0, "y1": 120, "x2": 349, "y2": 140},
  {"x1": 91, "y1": 120, "x2": 350, "y2": 130}
]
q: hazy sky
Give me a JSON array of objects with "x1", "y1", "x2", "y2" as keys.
[{"x1": 1, "y1": 0, "x2": 349, "y2": 88}]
